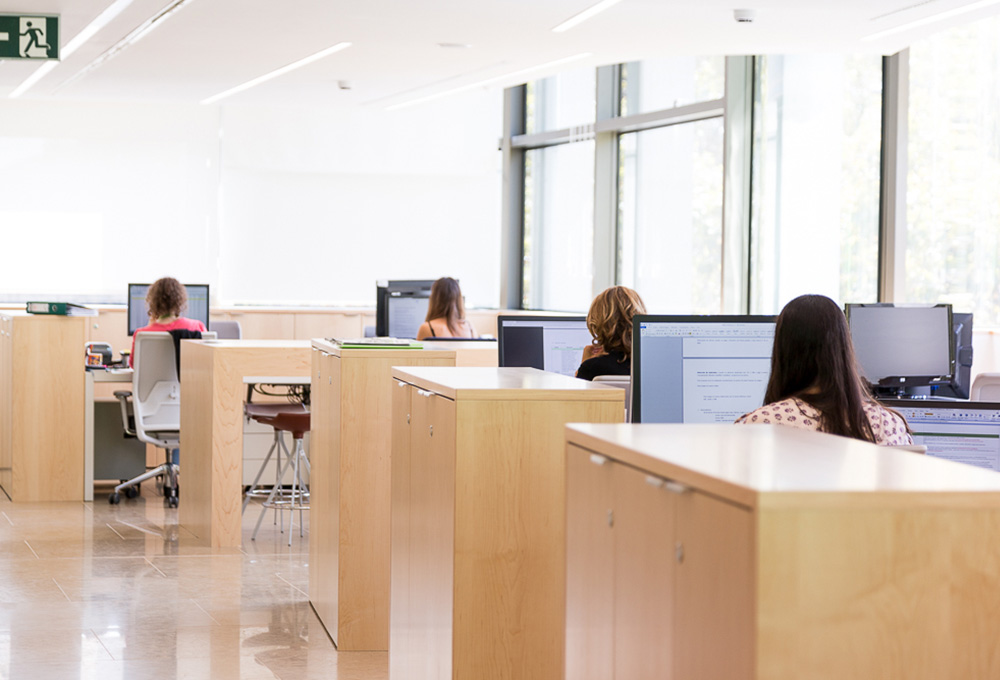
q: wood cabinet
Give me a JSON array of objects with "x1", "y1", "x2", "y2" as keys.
[
  {"x1": 309, "y1": 340, "x2": 456, "y2": 652},
  {"x1": 566, "y1": 423, "x2": 1000, "y2": 680},
  {"x1": 0, "y1": 313, "x2": 87, "y2": 501},
  {"x1": 567, "y1": 446, "x2": 752, "y2": 680},
  {"x1": 389, "y1": 367, "x2": 625, "y2": 680}
]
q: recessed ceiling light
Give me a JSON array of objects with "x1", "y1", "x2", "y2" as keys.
[
  {"x1": 552, "y1": 0, "x2": 625, "y2": 33},
  {"x1": 437, "y1": 42, "x2": 472, "y2": 49},
  {"x1": 863, "y1": 0, "x2": 1000, "y2": 41},
  {"x1": 201, "y1": 42, "x2": 352, "y2": 105}
]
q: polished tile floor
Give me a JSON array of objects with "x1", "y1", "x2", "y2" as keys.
[{"x1": 0, "y1": 484, "x2": 387, "y2": 680}]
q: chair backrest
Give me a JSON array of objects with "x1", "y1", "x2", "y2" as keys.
[
  {"x1": 593, "y1": 375, "x2": 632, "y2": 422},
  {"x1": 132, "y1": 332, "x2": 181, "y2": 447},
  {"x1": 971, "y1": 373, "x2": 1000, "y2": 401},
  {"x1": 210, "y1": 320, "x2": 242, "y2": 339}
]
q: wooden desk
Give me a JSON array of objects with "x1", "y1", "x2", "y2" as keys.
[
  {"x1": 565, "y1": 423, "x2": 1000, "y2": 680},
  {"x1": 309, "y1": 339, "x2": 457, "y2": 651},
  {"x1": 180, "y1": 340, "x2": 311, "y2": 547},
  {"x1": 421, "y1": 339, "x2": 498, "y2": 367},
  {"x1": 389, "y1": 367, "x2": 624, "y2": 680}
]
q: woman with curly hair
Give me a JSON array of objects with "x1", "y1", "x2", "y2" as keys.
[
  {"x1": 576, "y1": 286, "x2": 646, "y2": 381},
  {"x1": 129, "y1": 277, "x2": 207, "y2": 366}
]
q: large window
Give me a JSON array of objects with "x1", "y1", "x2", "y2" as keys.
[
  {"x1": 525, "y1": 69, "x2": 596, "y2": 134},
  {"x1": 906, "y1": 15, "x2": 1000, "y2": 324},
  {"x1": 522, "y1": 141, "x2": 596, "y2": 311},
  {"x1": 618, "y1": 118, "x2": 725, "y2": 313},
  {"x1": 750, "y1": 55, "x2": 883, "y2": 313},
  {"x1": 620, "y1": 57, "x2": 725, "y2": 116}
]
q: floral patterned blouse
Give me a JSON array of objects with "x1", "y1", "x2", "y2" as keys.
[{"x1": 735, "y1": 396, "x2": 913, "y2": 446}]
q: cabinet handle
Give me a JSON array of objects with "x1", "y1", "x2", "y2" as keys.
[
  {"x1": 589, "y1": 454, "x2": 609, "y2": 466},
  {"x1": 663, "y1": 481, "x2": 688, "y2": 495},
  {"x1": 675, "y1": 542, "x2": 684, "y2": 564},
  {"x1": 429, "y1": 425, "x2": 434, "y2": 437},
  {"x1": 607, "y1": 510, "x2": 614, "y2": 527},
  {"x1": 645, "y1": 475, "x2": 664, "y2": 489},
  {"x1": 406, "y1": 414, "x2": 410, "y2": 424},
  {"x1": 417, "y1": 389, "x2": 435, "y2": 398},
  {"x1": 397, "y1": 381, "x2": 407, "y2": 387}
]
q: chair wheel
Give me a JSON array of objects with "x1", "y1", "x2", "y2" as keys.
[
  {"x1": 124, "y1": 485, "x2": 140, "y2": 499},
  {"x1": 109, "y1": 493, "x2": 121, "y2": 505},
  {"x1": 166, "y1": 496, "x2": 178, "y2": 508}
]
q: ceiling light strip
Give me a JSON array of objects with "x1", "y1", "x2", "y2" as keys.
[
  {"x1": 55, "y1": 0, "x2": 200, "y2": 93},
  {"x1": 863, "y1": 0, "x2": 1000, "y2": 40},
  {"x1": 552, "y1": 0, "x2": 625, "y2": 33},
  {"x1": 386, "y1": 52, "x2": 592, "y2": 111},
  {"x1": 201, "y1": 42, "x2": 352, "y2": 105},
  {"x1": 9, "y1": 0, "x2": 139, "y2": 99}
]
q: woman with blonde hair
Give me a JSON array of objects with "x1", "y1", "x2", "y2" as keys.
[
  {"x1": 416, "y1": 277, "x2": 477, "y2": 340},
  {"x1": 576, "y1": 286, "x2": 646, "y2": 381}
]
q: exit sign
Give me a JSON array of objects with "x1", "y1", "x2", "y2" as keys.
[{"x1": 0, "y1": 14, "x2": 59, "y2": 60}]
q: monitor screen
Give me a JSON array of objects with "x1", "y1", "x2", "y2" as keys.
[
  {"x1": 632, "y1": 315, "x2": 776, "y2": 424},
  {"x1": 497, "y1": 315, "x2": 591, "y2": 377},
  {"x1": 128, "y1": 283, "x2": 210, "y2": 336},
  {"x1": 846, "y1": 304, "x2": 954, "y2": 388},
  {"x1": 375, "y1": 280, "x2": 435, "y2": 339},
  {"x1": 880, "y1": 399, "x2": 1000, "y2": 472}
]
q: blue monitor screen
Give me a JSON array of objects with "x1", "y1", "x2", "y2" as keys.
[{"x1": 128, "y1": 283, "x2": 210, "y2": 335}]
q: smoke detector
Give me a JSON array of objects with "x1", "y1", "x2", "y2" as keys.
[{"x1": 733, "y1": 8, "x2": 756, "y2": 23}]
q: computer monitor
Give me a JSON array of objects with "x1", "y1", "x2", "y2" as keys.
[
  {"x1": 845, "y1": 304, "x2": 954, "y2": 394},
  {"x1": 496, "y1": 315, "x2": 591, "y2": 377},
  {"x1": 375, "y1": 280, "x2": 435, "y2": 339},
  {"x1": 880, "y1": 399, "x2": 1000, "y2": 472},
  {"x1": 931, "y1": 312, "x2": 974, "y2": 400},
  {"x1": 127, "y1": 283, "x2": 210, "y2": 336},
  {"x1": 632, "y1": 315, "x2": 776, "y2": 424}
]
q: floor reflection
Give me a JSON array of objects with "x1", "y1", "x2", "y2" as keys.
[{"x1": 0, "y1": 483, "x2": 388, "y2": 680}]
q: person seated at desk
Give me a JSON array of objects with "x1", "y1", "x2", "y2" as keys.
[
  {"x1": 130, "y1": 277, "x2": 207, "y2": 367},
  {"x1": 416, "y1": 277, "x2": 477, "y2": 340},
  {"x1": 576, "y1": 285, "x2": 646, "y2": 381},
  {"x1": 735, "y1": 294, "x2": 912, "y2": 445}
]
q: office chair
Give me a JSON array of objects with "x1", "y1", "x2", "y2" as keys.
[
  {"x1": 111, "y1": 332, "x2": 188, "y2": 507},
  {"x1": 971, "y1": 373, "x2": 1000, "y2": 401},
  {"x1": 592, "y1": 375, "x2": 631, "y2": 422},
  {"x1": 210, "y1": 320, "x2": 242, "y2": 339}
]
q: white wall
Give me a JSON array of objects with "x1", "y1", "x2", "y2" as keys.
[{"x1": 0, "y1": 89, "x2": 503, "y2": 308}]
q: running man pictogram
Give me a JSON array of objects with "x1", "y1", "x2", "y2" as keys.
[{"x1": 20, "y1": 20, "x2": 51, "y2": 58}]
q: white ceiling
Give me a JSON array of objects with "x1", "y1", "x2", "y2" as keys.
[{"x1": 2, "y1": 0, "x2": 999, "y2": 108}]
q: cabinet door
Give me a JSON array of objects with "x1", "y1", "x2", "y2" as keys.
[
  {"x1": 674, "y1": 491, "x2": 754, "y2": 680},
  {"x1": 613, "y1": 464, "x2": 677, "y2": 680},
  {"x1": 389, "y1": 380, "x2": 415, "y2": 676},
  {"x1": 309, "y1": 349, "x2": 340, "y2": 640},
  {"x1": 408, "y1": 388, "x2": 456, "y2": 680},
  {"x1": 565, "y1": 445, "x2": 616, "y2": 680}
]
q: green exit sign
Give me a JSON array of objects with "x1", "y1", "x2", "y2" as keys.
[{"x1": 0, "y1": 14, "x2": 59, "y2": 60}]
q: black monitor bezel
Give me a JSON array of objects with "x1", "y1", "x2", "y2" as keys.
[
  {"x1": 631, "y1": 314, "x2": 777, "y2": 424},
  {"x1": 375, "y1": 280, "x2": 436, "y2": 338},
  {"x1": 496, "y1": 314, "x2": 589, "y2": 369},
  {"x1": 845, "y1": 303, "x2": 955, "y2": 391},
  {"x1": 127, "y1": 282, "x2": 210, "y2": 336}
]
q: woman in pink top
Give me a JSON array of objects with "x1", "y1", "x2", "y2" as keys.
[
  {"x1": 735, "y1": 294, "x2": 912, "y2": 446},
  {"x1": 129, "y1": 277, "x2": 207, "y2": 366}
]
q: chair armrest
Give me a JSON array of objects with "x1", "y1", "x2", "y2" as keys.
[{"x1": 114, "y1": 390, "x2": 136, "y2": 438}]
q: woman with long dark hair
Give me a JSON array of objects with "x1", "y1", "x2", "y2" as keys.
[
  {"x1": 735, "y1": 294, "x2": 912, "y2": 445},
  {"x1": 416, "y1": 277, "x2": 477, "y2": 339}
]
